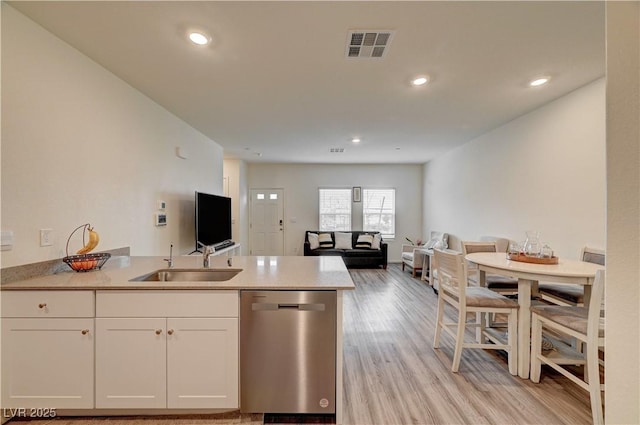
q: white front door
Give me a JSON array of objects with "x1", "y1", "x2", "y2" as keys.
[{"x1": 250, "y1": 189, "x2": 284, "y2": 255}]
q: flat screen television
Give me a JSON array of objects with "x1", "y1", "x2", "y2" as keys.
[{"x1": 195, "y1": 191, "x2": 232, "y2": 251}]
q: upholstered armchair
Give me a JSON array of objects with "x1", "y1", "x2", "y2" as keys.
[
  {"x1": 401, "y1": 231, "x2": 448, "y2": 278},
  {"x1": 401, "y1": 244, "x2": 427, "y2": 277}
]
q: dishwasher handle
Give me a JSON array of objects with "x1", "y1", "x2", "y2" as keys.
[{"x1": 252, "y1": 302, "x2": 325, "y2": 312}]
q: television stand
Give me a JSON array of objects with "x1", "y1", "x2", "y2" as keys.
[
  {"x1": 212, "y1": 243, "x2": 240, "y2": 257},
  {"x1": 214, "y1": 240, "x2": 236, "y2": 250},
  {"x1": 188, "y1": 243, "x2": 240, "y2": 257}
]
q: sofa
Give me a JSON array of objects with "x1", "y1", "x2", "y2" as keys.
[{"x1": 304, "y1": 230, "x2": 387, "y2": 269}]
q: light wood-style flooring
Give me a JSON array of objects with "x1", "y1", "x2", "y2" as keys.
[
  {"x1": 342, "y1": 265, "x2": 593, "y2": 424},
  {"x1": 9, "y1": 264, "x2": 593, "y2": 425}
]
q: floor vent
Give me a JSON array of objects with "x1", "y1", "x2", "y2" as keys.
[
  {"x1": 330, "y1": 148, "x2": 345, "y2": 153},
  {"x1": 346, "y1": 30, "x2": 394, "y2": 59}
]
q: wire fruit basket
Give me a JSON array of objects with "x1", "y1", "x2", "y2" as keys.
[
  {"x1": 63, "y1": 252, "x2": 111, "y2": 272},
  {"x1": 63, "y1": 223, "x2": 111, "y2": 272}
]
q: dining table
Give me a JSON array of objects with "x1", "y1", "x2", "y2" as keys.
[{"x1": 464, "y1": 252, "x2": 604, "y2": 379}]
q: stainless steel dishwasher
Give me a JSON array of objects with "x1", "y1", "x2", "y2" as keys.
[{"x1": 240, "y1": 290, "x2": 336, "y2": 414}]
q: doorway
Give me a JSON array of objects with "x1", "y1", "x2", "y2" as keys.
[{"x1": 249, "y1": 189, "x2": 284, "y2": 255}]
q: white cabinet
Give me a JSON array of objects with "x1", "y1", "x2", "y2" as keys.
[
  {"x1": 167, "y1": 318, "x2": 238, "y2": 408},
  {"x1": 1, "y1": 291, "x2": 95, "y2": 409},
  {"x1": 95, "y1": 291, "x2": 239, "y2": 409},
  {"x1": 95, "y1": 318, "x2": 167, "y2": 408}
]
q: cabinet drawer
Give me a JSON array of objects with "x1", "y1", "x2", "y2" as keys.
[
  {"x1": 1, "y1": 291, "x2": 95, "y2": 318},
  {"x1": 96, "y1": 290, "x2": 239, "y2": 317}
]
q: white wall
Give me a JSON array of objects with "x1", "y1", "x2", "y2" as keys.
[
  {"x1": 423, "y1": 78, "x2": 606, "y2": 258},
  {"x1": 223, "y1": 159, "x2": 249, "y2": 254},
  {"x1": 605, "y1": 2, "x2": 640, "y2": 422},
  {"x1": 247, "y1": 163, "x2": 423, "y2": 261},
  {"x1": 1, "y1": 4, "x2": 223, "y2": 267}
]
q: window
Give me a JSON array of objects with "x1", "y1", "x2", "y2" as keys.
[
  {"x1": 363, "y1": 188, "x2": 396, "y2": 238},
  {"x1": 319, "y1": 189, "x2": 351, "y2": 231}
]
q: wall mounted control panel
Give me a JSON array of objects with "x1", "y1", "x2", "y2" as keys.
[{"x1": 155, "y1": 213, "x2": 167, "y2": 226}]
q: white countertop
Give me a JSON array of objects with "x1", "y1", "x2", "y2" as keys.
[{"x1": 1, "y1": 255, "x2": 355, "y2": 291}]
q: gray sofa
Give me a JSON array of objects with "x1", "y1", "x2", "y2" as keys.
[{"x1": 303, "y1": 230, "x2": 387, "y2": 269}]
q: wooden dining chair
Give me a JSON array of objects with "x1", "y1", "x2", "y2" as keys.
[
  {"x1": 530, "y1": 269, "x2": 605, "y2": 425},
  {"x1": 460, "y1": 240, "x2": 519, "y2": 295},
  {"x1": 432, "y1": 249, "x2": 519, "y2": 375},
  {"x1": 538, "y1": 247, "x2": 605, "y2": 306}
]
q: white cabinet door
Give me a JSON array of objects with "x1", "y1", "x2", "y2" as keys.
[
  {"x1": 1, "y1": 318, "x2": 94, "y2": 408},
  {"x1": 167, "y1": 318, "x2": 239, "y2": 409},
  {"x1": 95, "y1": 318, "x2": 167, "y2": 408}
]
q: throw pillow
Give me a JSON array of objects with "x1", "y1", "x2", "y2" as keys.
[
  {"x1": 425, "y1": 237, "x2": 441, "y2": 249},
  {"x1": 308, "y1": 233, "x2": 320, "y2": 250},
  {"x1": 425, "y1": 233, "x2": 447, "y2": 249},
  {"x1": 335, "y1": 232, "x2": 353, "y2": 250},
  {"x1": 355, "y1": 234, "x2": 374, "y2": 249},
  {"x1": 371, "y1": 233, "x2": 382, "y2": 250},
  {"x1": 425, "y1": 232, "x2": 448, "y2": 249},
  {"x1": 318, "y1": 233, "x2": 334, "y2": 248}
]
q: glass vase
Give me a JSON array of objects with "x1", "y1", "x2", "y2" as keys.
[{"x1": 523, "y1": 231, "x2": 541, "y2": 257}]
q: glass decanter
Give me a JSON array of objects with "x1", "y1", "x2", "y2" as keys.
[
  {"x1": 541, "y1": 243, "x2": 554, "y2": 258},
  {"x1": 523, "y1": 231, "x2": 541, "y2": 257}
]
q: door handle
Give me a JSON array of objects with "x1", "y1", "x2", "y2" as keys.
[
  {"x1": 252, "y1": 303, "x2": 325, "y2": 311},
  {"x1": 278, "y1": 303, "x2": 325, "y2": 311},
  {"x1": 252, "y1": 303, "x2": 278, "y2": 311}
]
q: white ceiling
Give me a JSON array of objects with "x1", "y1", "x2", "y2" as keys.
[{"x1": 9, "y1": 1, "x2": 606, "y2": 164}]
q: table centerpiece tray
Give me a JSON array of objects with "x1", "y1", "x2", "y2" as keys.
[{"x1": 507, "y1": 253, "x2": 559, "y2": 265}]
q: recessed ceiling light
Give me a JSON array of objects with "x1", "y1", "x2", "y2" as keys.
[
  {"x1": 351, "y1": 137, "x2": 361, "y2": 143},
  {"x1": 529, "y1": 76, "x2": 550, "y2": 87},
  {"x1": 411, "y1": 76, "x2": 429, "y2": 86},
  {"x1": 188, "y1": 32, "x2": 210, "y2": 46}
]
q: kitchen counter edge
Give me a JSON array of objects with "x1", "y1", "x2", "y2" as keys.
[{"x1": 0, "y1": 256, "x2": 356, "y2": 291}]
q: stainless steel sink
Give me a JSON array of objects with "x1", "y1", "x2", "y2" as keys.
[{"x1": 130, "y1": 268, "x2": 242, "y2": 282}]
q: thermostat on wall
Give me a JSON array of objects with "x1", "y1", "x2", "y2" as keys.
[{"x1": 155, "y1": 213, "x2": 167, "y2": 226}]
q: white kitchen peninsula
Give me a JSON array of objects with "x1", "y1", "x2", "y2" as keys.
[{"x1": 1, "y1": 255, "x2": 354, "y2": 423}]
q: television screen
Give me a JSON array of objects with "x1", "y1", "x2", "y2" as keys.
[{"x1": 195, "y1": 191, "x2": 232, "y2": 250}]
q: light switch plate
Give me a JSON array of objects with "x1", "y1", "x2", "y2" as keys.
[
  {"x1": 1, "y1": 230, "x2": 14, "y2": 251},
  {"x1": 40, "y1": 229, "x2": 53, "y2": 246}
]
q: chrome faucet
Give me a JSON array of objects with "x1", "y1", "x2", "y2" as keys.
[
  {"x1": 198, "y1": 241, "x2": 215, "y2": 268},
  {"x1": 163, "y1": 243, "x2": 174, "y2": 268}
]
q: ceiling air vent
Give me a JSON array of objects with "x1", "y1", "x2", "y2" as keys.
[
  {"x1": 346, "y1": 30, "x2": 394, "y2": 59},
  {"x1": 330, "y1": 148, "x2": 345, "y2": 153}
]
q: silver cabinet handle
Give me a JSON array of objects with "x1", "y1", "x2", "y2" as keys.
[{"x1": 252, "y1": 303, "x2": 325, "y2": 311}]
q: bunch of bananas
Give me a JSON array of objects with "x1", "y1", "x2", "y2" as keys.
[{"x1": 77, "y1": 226, "x2": 100, "y2": 254}]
